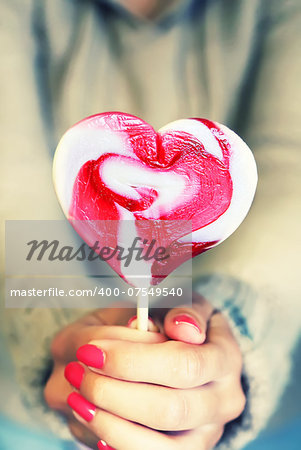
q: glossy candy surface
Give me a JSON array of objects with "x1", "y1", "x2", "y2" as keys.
[{"x1": 53, "y1": 112, "x2": 257, "y2": 285}]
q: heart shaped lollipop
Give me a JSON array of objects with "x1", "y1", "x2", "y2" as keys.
[{"x1": 53, "y1": 112, "x2": 257, "y2": 329}]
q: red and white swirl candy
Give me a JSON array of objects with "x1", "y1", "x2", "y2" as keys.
[{"x1": 53, "y1": 112, "x2": 257, "y2": 292}]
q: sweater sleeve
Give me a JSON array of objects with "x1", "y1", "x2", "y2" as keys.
[{"x1": 0, "y1": 307, "x2": 84, "y2": 439}]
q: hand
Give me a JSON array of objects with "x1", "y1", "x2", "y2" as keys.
[
  {"x1": 44, "y1": 305, "x2": 165, "y2": 448},
  {"x1": 65, "y1": 294, "x2": 245, "y2": 450}
]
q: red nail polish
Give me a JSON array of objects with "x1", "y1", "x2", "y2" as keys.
[
  {"x1": 97, "y1": 439, "x2": 115, "y2": 449},
  {"x1": 127, "y1": 315, "x2": 137, "y2": 327},
  {"x1": 67, "y1": 392, "x2": 96, "y2": 422},
  {"x1": 127, "y1": 315, "x2": 155, "y2": 327},
  {"x1": 173, "y1": 314, "x2": 201, "y2": 333},
  {"x1": 64, "y1": 362, "x2": 84, "y2": 389},
  {"x1": 76, "y1": 344, "x2": 105, "y2": 368}
]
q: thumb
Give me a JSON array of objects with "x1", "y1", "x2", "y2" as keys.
[{"x1": 163, "y1": 293, "x2": 214, "y2": 344}]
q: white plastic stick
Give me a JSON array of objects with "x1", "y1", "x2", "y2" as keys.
[{"x1": 136, "y1": 293, "x2": 149, "y2": 331}]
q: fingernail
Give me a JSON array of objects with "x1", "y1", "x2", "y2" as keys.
[
  {"x1": 64, "y1": 362, "x2": 85, "y2": 389},
  {"x1": 76, "y1": 344, "x2": 105, "y2": 368},
  {"x1": 127, "y1": 315, "x2": 156, "y2": 328},
  {"x1": 97, "y1": 439, "x2": 115, "y2": 449},
  {"x1": 127, "y1": 315, "x2": 137, "y2": 327},
  {"x1": 67, "y1": 392, "x2": 96, "y2": 422},
  {"x1": 173, "y1": 314, "x2": 201, "y2": 333}
]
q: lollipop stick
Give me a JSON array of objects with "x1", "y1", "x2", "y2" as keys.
[{"x1": 136, "y1": 293, "x2": 149, "y2": 331}]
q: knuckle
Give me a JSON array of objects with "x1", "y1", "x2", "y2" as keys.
[
  {"x1": 175, "y1": 345, "x2": 203, "y2": 387},
  {"x1": 44, "y1": 376, "x2": 57, "y2": 409},
  {"x1": 235, "y1": 389, "x2": 247, "y2": 416},
  {"x1": 74, "y1": 332, "x2": 89, "y2": 356},
  {"x1": 227, "y1": 388, "x2": 246, "y2": 421},
  {"x1": 50, "y1": 325, "x2": 80, "y2": 361},
  {"x1": 44, "y1": 365, "x2": 68, "y2": 411},
  {"x1": 201, "y1": 424, "x2": 225, "y2": 450},
  {"x1": 212, "y1": 425, "x2": 225, "y2": 447},
  {"x1": 212, "y1": 344, "x2": 225, "y2": 377},
  {"x1": 160, "y1": 392, "x2": 190, "y2": 430}
]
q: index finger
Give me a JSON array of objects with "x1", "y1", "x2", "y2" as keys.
[
  {"x1": 86, "y1": 333, "x2": 231, "y2": 389},
  {"x1": 53, "y1": 323, "x2": 166, "y2": 363}
]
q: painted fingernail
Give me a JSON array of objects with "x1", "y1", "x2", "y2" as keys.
[
  {"x1": 97, "y1": 439, "x2": 115, "y2": 449},
  {"x1": 76, "y1": 344, "x2": 105, "y2": 368},
  {"x1": 67, "y1": 392, "x2": 96, "y2": 422},
  {"x1": 127, "y1": 315, "x2": 155, "y2": 328},
  {"x1": 64, "y1": 362, "x2": 84, "y2": 389},
  {"x1": 173, "y1": 314, "x2": 201, "y2": 333},
  {"x1": 127, "y1": 315, "x2": 137, "y2": 327}
]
